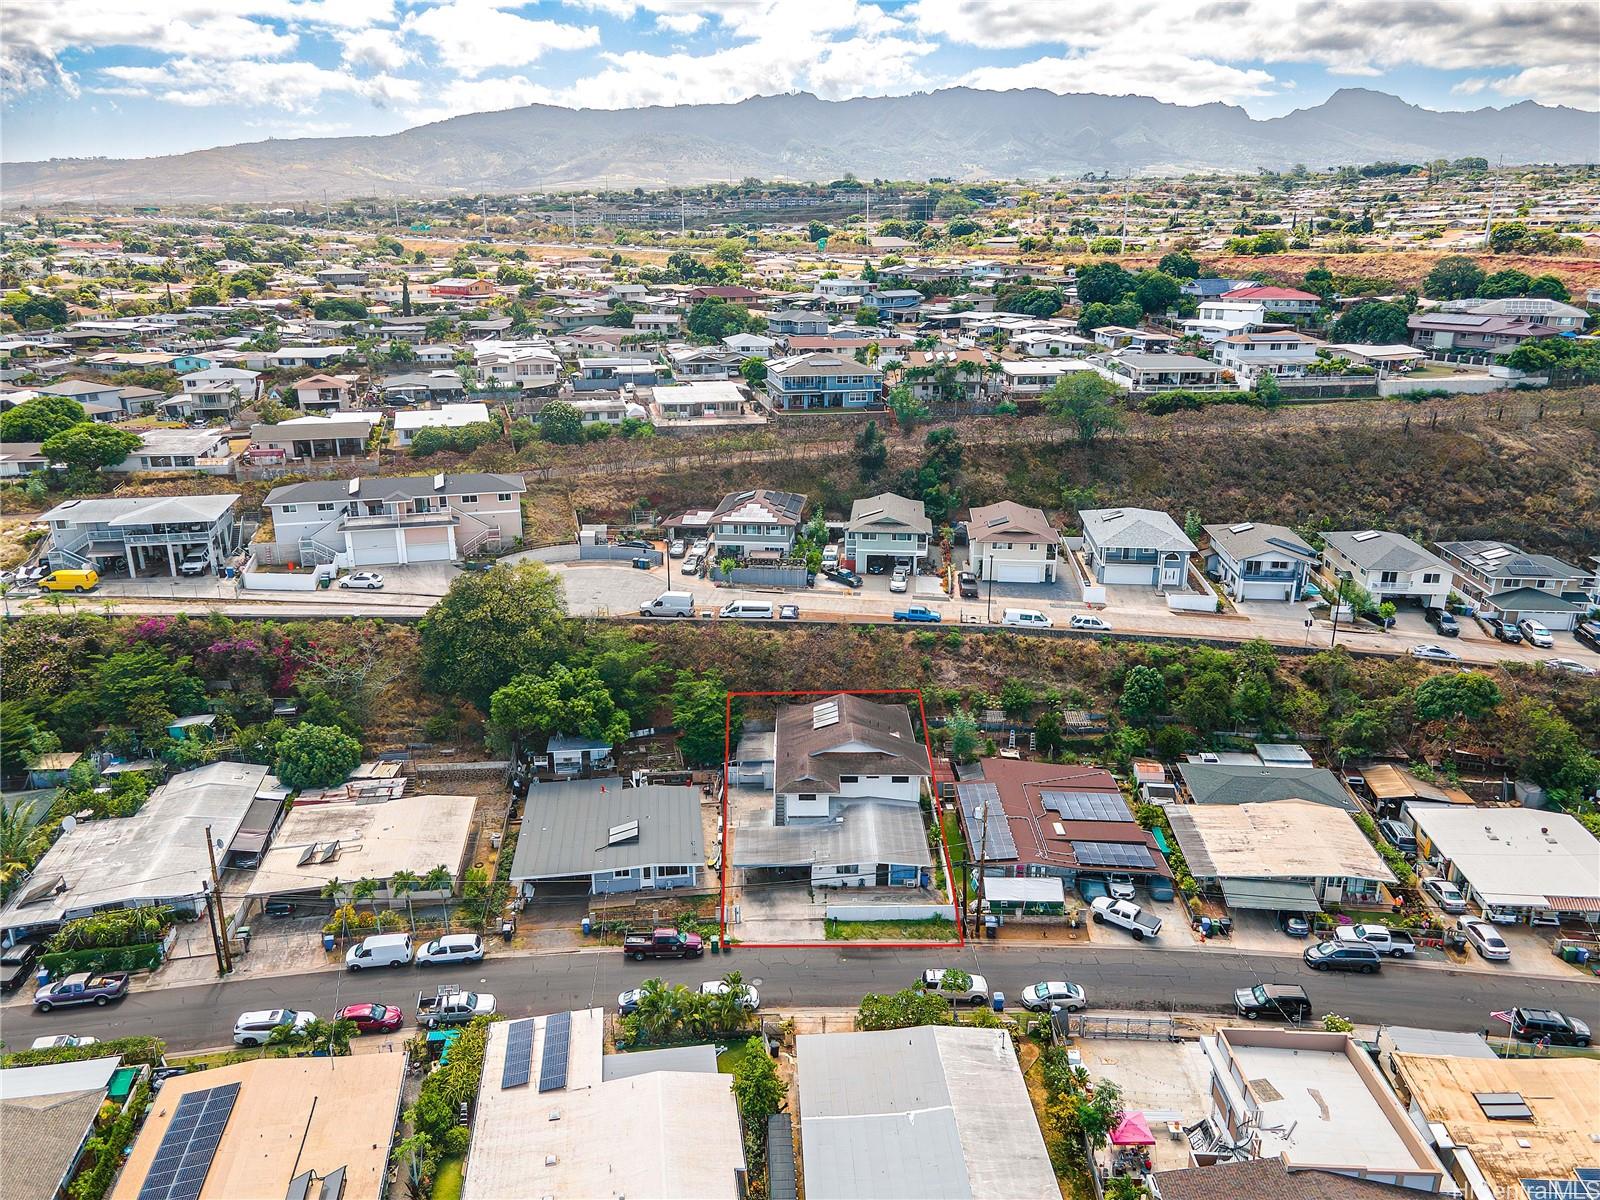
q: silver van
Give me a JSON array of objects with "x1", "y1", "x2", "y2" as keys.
[
  {"x1": 345, "y1": 932, "x2": 413, "y2": 970},
  {"x1": 719, "y1": 601, "x2": 775, "y2": 620},
  {"x1": 639, "y1": 591, "x2": 695, "y2": 618}
]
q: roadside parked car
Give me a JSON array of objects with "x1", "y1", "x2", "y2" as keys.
[
  {"x1": 1070, "y1": 614, "x2": 1112, "y2": 632},
  {"x1": 1020, "y1": 981, "x2": 1087, "y2": 1012},
  {"x1": 1234, "y1": 984, "x2": 1311, "y2": 1022},
  {"x1": 918, "y1": 969, "x2": 990, "y2": 1006},
  {"x1": 778, "y1": 604, "x2": 800, "y2": 620},
  {"x1": 1517, "y1": 618, "x2": 1554, "y2": 648},
  {"x1": 1421, "y1": 876, "x2": 1467, "y2": 913},
  {"x1": 1424, "y1": 608, "x2": 1460, "y2": 637},
  {"x1": 339, "y1": 571, "x2": 385, "y2": 590},
  {"x1": 31, "y1": 1035, "x2": 100, "y2": 1050},
  {"x1": 33, "y1": 972, "x2": 129, "y2": 1011},
  {"x1": 892, "y1": 605, "x2": 941, "y2": 623},
  {"x1": 337, "y1": 1002, "x2": 404, "y2": 1034},
  {"x1": 957, "y1": 571, "x2": 979, "y2": 599},
  {"x1": 415, "y1": 933, "x2": 484, "y2": 967},
  {"x1": 1303, "y1": 940, "x2": 1381, "y2": 974},
  {"x1": 1507, "y1": 1006, "x2": 1590, "y2": 1047},
  {"x1": 1409, "y1": 643, "x2": 1462, "y2": 662},
  {"x1": 1542, "y1": 658, "x2": 1597, "y2": 676},
  {"x1": 1459, "y1": 917, "x2": 1511, "y2": 962},
  {"x1": 700, "y1": 979, "x2": 760, "y2": 1011},
  {"x1": 234, "y1": 1008, "x2": 314, "y2": 1046},
  {"x1": 1484, "y1": 616, "x2": 1523, "y2": 644},
  {"x1": 1001, "y1": 608, "x2": 1052, "y2": 629}
]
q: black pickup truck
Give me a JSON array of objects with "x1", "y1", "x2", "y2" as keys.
[{"x1": 0, "y1": 942, "x2": 41, "y2": 994}]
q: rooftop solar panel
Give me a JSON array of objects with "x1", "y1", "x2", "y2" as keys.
[
  {"x1": 955, "y1": 783, "x2": 1018, "y2": 862},
  {"x1": 137, "y1": 1082, "x2": 241, "y2": 1200},
  {"x1": 1040, "y1": 790, "x2": 1132, "y2": 823},
  {"x1": 1070, "y1": 841, "x2": 1155, "y2": 870},
  {"x1": 537, "y1": 1010, "x2": 572, "y2": 1093},
  {"x1": 501, "y1": 1018, "x2": 534, "y2": 1089}
]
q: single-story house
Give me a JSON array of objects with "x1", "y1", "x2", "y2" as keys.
[
  {"x1": 543, "y1": 733, "x2": 614, "y2": 777},
  {"x1": 966, "y1": 501, "x2": 1059, "y2": 584},
  {"x1": 1167, "y1": 799, "x2": 1397, "y2": 913},
  {"x1": 1202, "y1": 521, "x2": 1318, "y2": 602},
  {"x1": 650, "y1": 380, "x2": 759, "y2": 427},
  {"x1": 1404, "y1": 807, "x2": 1600, "y2": 924},
  {"x1": 246, "y1": 413, "x2": 379, "y2": 464},
  {"x1": 510, "y1": 780, "x2": 703, "y2": 897},
  {"x1": 0, "y1": 441, "x2": 49, "y2": 478},
  {"x1": 0, "y1": 1056, "x2": 129, "y2": 1200},
  {"x1": 1079, "y1": 506, "x2": 1197, "y2": 588},
  {"x1": 381, "y1": 372, "x2": 467, "y2": 404},
  {"x1": 1101, "y1": 352, "x2": 1228, "y2": 392},
  {"x1": 392, "y1": 402, "x2": 491, "y2": 446},
  {"x1": 106, "y1": 428, "x2": 233, "y2": 474},
  {"x1": 1176, "y1": 762, "x2": 1359, "y2": 815}
]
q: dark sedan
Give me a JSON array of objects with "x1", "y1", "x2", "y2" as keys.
[
  {"x1": 337, "y1": 1002, "x2": 405, "y2": 1034},
  {"x1": 822, "y1": 566, "x2": 863, "y2": 588}
]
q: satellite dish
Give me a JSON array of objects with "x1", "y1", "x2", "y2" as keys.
[{"x1": 61, "y1": 816, "x2": 78, "y2": 834}]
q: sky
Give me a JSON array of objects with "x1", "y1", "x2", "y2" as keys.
[{"x1": 3, "y1": 0, "x2": 1598, "y2": 163}]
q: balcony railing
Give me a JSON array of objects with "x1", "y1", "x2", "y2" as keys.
[{"x1": 341, "y1": 510, "x2": 456, "y2": 531}]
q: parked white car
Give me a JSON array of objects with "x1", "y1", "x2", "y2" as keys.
[
  {"x1": 31, "y1": 1034, "x2": 99, "y2": 1050},
  {"x1": 415, "y1": 933, "x2": 484, "y2": 966},
  {"x1": 1459, "y1": 917, "x2": 1511, "y2": 962},
  {"x1": 1517, "y1": 618, "x2": 1554, "y2": 648},
  {"x1": 1421, "y1": 876, "x2": 1467, "y2": 914},
  {"x1": 1107, "y1": 873, "x2": 1136, "y2": 901},
  {"x1": 1070, "y1": 614, "x2": 1112, "y2": 632},
  {"x1": 1542, "y1": 658, "x2": 1597, "y2": 676},
  {"x1": 889, "y1": 567, "x2": 910, "y2": 593},
  {"x1": 919, "y1": 968, "x2": 990, "y2": 1005},
  {"x1": 1409, "y1": 643, "x2": 1462, "y2": 662},
  {"x1": 234, "y1": 1008, "x2": 314, "y2": 1046},
  {"x1": 1019, "y1": 981, "x2": 1087, "y2": 1012},
  {"x1": 339, "y1": 571, "x2": 385, "y2": 590},
  {"x1": 700, "y1": 979, "x2": 760, "y2": 1011}
]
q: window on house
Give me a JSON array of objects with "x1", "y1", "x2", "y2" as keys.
[
  {"x1": 282, "y1": 504, "x2": 297, "y2": 513},
  {"x1": 497, "y1": 493, "x2": 511, "y2": 503},
  {"x1": 317, "y1": 503, "x2": 335, "y2": 513},
  {"x1": 1379, "y1": 571, "x2": 1399, "y2": 585},
  {"x1": 839, "y1": 776, "x2": 859, "y2": 784},
  {"x1": 1269, "y1": 560, "x2": 1290, "y2": 570},
  {"x1": 891, "y1": 776, "x2": 910, "y2": 784},
  {"x1": 836, "y1": 865, "x2": 859, "y2": 874},
  {"x1": 460, "y1": 495, "x2": 478, "y2": 504},
  {"x1": 658, "y1": 865, "x2": 689, "y2": 877},
  {"x1": 612, "y1": 869, "x2": 632, "y2": 879},
  {"x1": 1423, "y1": 572, "x2": 1441, "y2": 584},
  {"x1": 798, "y1": 793, "x2": 817, "y2": 804}
]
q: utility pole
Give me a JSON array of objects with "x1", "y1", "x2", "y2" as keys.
[
  {"x1": 202, "y1": 882, "x2": 227, "y2": 977},
  {"x1": 205, "y1": 825, "x2": 232, "y2": 973},
  {"x1": 972, "y1": 801, "x2": 991, "y2": 938}
]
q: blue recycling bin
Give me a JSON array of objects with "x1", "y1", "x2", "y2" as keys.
[
  {"x1": 322, "y1": 933, "x2": 335, "y2": 952},
  {"x1": 581, "y1": 916, "x2": 592, "y2": 936},
  {"x1": 36, "y1": 966, "x2": 50, "y2": 987},
  {"x1": 992, "y1": 992, "x2": 1005, "y2": 1012}
]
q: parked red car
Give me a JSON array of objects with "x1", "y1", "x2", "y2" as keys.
[{"x1": 337, "y1": 1002, "x2": 404, "y2": 1034}]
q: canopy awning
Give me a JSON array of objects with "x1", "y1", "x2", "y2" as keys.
[
  {"x1": 1220, "y1": 878, "x2": 1322, "y2": 913},
  {"x1": 1111, "y1": 1112, "x2": 1155, "y2": 1146},
  {"x1": 983, "y1": 877, "x2": 1065, "y2": 906}
]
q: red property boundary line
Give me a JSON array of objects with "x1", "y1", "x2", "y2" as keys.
[{"x1": 718, "y1": 688, "x2": 963, "y2": 950}]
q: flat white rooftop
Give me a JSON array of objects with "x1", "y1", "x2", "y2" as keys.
[{"x1": 1229, "y1": 1042, "x2": 1413, "y2": 1167}]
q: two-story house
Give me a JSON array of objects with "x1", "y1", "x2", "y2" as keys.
[
  {"x1": 1092, "y1": 326, "x2": 1177, "y2": 354},
  {"x1": 813, "y1": 278, "x2": 875, "y2": 308},
  {"x1": 169, "y1": 367, "x2": 261, "y2": 422},
  {"x1": 1406, "y1": 313, "x2": 1561, "y2": 353},
  {"x1": 762, "y1": 353, "x2": 883, "y2": 412},
  {"x1": 427, "y1": 278, "x2": 496, "y2": 301},
  {"x1": 1202, "y1": 521, "x2": 1318, "y2": 602},
  {"x1": 41, "y1": 494, "x2": 240, "y2": 577},
  {"x1": 1219, "y1": 285, "x2": 1321, "y2": 317},
  {"x1": 1100, "y1": 353, "x2": 1229, "y2": 392},
  {"x1": 966, "y1": 501, "x2": 1059, "y2": 584},
  {"x1": 722, "y1": 332, "x2": 778, "y2": 359},
  {"x1": 1212, "y1": 331, "x2": 1321, "y2": 379},
  {"x1": 765, "y1": 310, "x2": 830, "y2": 338},
  {"x1": 289, "y1": 374, "x2": 356, "y2": 412},
  {"x1": 708, "y1": 488, "x2": 806, "y2": 561},
  {"x1": 1434, "y1": 539, "x2": 1592, "y2": 631},
  {"x1": 1321, "y1": 530, "x2": 1454, "y2": 610},
  {"x1": 1453, "y1": 297, "x2": 1588, "y2": 331},
  {"x1": 472, "y1": 342, "x2": 560, "y2": 392},
  {"x1": 1079, "y1": 506, "x2": 1197, "y2": 589},
  {"x1": 845, "y1": 493, "x2": 931, "y2": 575},
  {"x1": 999, "y1": 359, "x2": 1098, "y2": 399},
  {"x1": 665, "y1": 344, "x2": 742, "y2": 380},
  {"x1": 261, "y1": 473, "x2": 526, "y2": 568},
  {"x1": 731, "y1": 694, "x2": 933, "y2": 890},
  {"x1": 1180, "y1": 300, "x2": 1267, "y2": 343}
]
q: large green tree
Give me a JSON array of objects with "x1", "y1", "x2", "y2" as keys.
[
  {"x1": 1075, "y1": 262, "x2": 1134, "y2": 306},
  {"x1": 490, "y1": 664, "x2": 630, "y2": 745},
  {"x1": 1119, "y1": 665, "x2": 1168, "y2": 725},
  {"x1": 274, "y1": 723, "x2": 362, "y2": 790},
  {"x1": 1331, "y1": 301, "x2": 1409, "y2": 345},
  {"x1": 669, "y1": 671, "x2": 735, "y2": 767},
  {"x1": 418, "y1": 563, "x2": 570, "y2": 709},
  {"x1": 1043, "y1": 371, "x2": 1123, "y2": 445},
  {"x1": 686, "y1": 299, "x2": 757, "y2": 342},
  {"x1": 1421, "y1": 255, "x2": 1484, "y2": 300},
  {"x1": 1413, "y1": 672, "x2": 1501, "y2": 724},
  {"x1": 538, "y1": 399, "x2": 584, "y2": 445},
  {"x1": 0, "y1": 395, "x2": 86, "y2": 443},
  {"x1": 41, "y1": 423, "x2": 142, "y2": 470}
]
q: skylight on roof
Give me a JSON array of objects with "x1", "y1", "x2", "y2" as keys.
[
  {"x1": 1481, "y1": 547, "x2": 1512, "y2": 560},
  {"x1": 607, "y1": 821, "x2": 640, "y2": 846},
  {"x1": 1352, "y1": 531, "x2": 1381, "y2": 542},
  {"x1": 813, "y1": 700, "x2": 841, "y2": 730},
  {"x1": 1229, "y1": 522, "x2": 1255, "y2": 533}
]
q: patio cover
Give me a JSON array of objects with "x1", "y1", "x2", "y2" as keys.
[
  {"x1": 1111, "y1": 1112, "x2": 1155, "y2": 1146},
  {"x1": 1220, "y1": 878, "x2": 1321, "y2": 912},
  {"x1": 983, "y1": 877, "x2": 1065, "y2": 906}
]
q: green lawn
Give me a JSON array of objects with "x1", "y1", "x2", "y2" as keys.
[
  {"x1": 431, "y1": 1158, "x2": 464, "y2": 1200},
  {"x1": 716, "y1": 1038, "x2": 764, "y2": 1075},
  {"x1": 941, "y1": 808, "x2": 974, "y2": 899},
  {"x1": 825, "y1": 916, "x2": 959, "y2": 941}
]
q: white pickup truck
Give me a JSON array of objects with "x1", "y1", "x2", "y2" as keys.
[
  {"x1": 1334, "y1": 924, "x2": 1417, "y2": 958},
  {"x1": 417, "y1": 987, "x2": 497, "y2": 1028},
  {"x1": 1090, "y1": 896, "x2": 1162, "y2": 941}
]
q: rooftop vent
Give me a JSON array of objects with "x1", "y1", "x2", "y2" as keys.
[
  {"x1": 347, "y1": 478, "x2": 359, "y2": 496},
  {"x1": 812, "y1": 700, "x2": 841, "y2": 730}
]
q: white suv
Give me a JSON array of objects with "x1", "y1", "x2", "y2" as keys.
[
  {"x1": 415, "y1": 933, "x2": 485, "y2": 966},
  {"x1": 1517, "y1": 618, "x2": 1554, "y2": 648},
  {"x1": 890, "y1": 567, "x2": 910, "y2": 593},
  {"x1": 234, "y1": 1008, "x2": 314, "y2": 1046},
  {"x1": 919, "y1": 968, "x2": 990, "y2": 1005}
]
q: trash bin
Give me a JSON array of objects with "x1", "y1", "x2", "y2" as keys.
[
  {"x1": 1199, "y1": 916, "x2": 1212, "y2": 937},
  {"x1": 581, "y1": 916, "x2": 592, "y2": 936},
  {"x1": 322, "y1": 933, "x2": 335, "y2": 952},
  {"x1": 992, "y1": 992, "x2": 1005, "y2": 1012},
  {"x1": 1575, "y1": 947, "x2": 1591, "y2": 965},
  {"x1": 36, "y1": 966, "x2": 50, "y2": 988},
  {"x1": 984, "y1": 915, "x2": 999, "y2": 939},
  {"x1": 500, "y1": 919, "x2": 515, "y2": 943}
]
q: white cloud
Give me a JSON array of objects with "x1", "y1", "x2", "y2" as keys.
[
  {"x1": 94, "y1": 57, "x2": 420, "y2": 110},
  {"x1": 403, "y1": 2, "x2": 600, "y2": 77},
  {"x1": 1469, "y1": 63, "x2": 1600, "y2": 110},
  {"x1": 655, "y1": 11, "x2": 705, "y2": 34},
  {"x1": 339, "y1": 26, "x2": 414, "y2": 72},
  {"x1": 959, "y1": 48, "x2": 1279, "y2": 107}
]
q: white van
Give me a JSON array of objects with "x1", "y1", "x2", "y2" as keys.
[
  {"x1": 639, "y1": 591, "x2": 695, "y2": 618},
  {"x1": 1001, "y1": 608, "x2": 1052, "y2": 629},
  {"x1": 345, "y1": 932, "x2": 413, "y2": 971},
  {"x1": 719, "y1": 601, "x2": 775, "y2": 620}
]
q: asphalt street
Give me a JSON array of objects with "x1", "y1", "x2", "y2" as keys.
[{"x1": 8, "y1": 944, "x2": 1598, "y2": 1053}]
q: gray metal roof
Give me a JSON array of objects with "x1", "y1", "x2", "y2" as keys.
[
  {"x1": 1202, "y1": 522, "x2": 1317, "y2": 564},
  {"x1": 600, "y1": 1044, "x2": 717, "y2": 1081},
  {"x1": 731, "y1": 800, "x2": 931, "y2": 870},
  {"x1": 264, "y1": 472, "x2": 525, "y2": 506},
  {"x1": 40, "y1": 494, "x2": 239, "y2": 526},
  {"x1": 1323, "y1": 530, "x2": 1452, "y2": 575},
  {"x1": 509, "y1": 781, "x2": 703, "y2": 879},
  {"x1": 1080, "y1": 507, "x2": 1197, "y2": 554},
  {"x1": 796, "y1": 1025, "x2": 1057, "y2": 1200},
  {"x1": 1177, "y1": 764, "x2": 1357, "y2": 813}
]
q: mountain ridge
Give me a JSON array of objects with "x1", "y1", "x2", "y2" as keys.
[{"x1": 5, "y1": 86, "x2": 1595, "y2": 204}]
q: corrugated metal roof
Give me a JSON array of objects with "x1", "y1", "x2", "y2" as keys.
[{"x1": 510, "y1": 781, "x2": 703, "y2": 880}]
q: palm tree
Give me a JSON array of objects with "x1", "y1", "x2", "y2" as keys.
[
  {"x1": 390, "y1": 869, "x2": 421, "y2": 929},
  {"x1": 710, "y1": 970, "x2": 751, "y2": 1032},
  {"x1": 681, "y1": 988, "x2": 715, "y2": 1040},
  {"x1": 351, "y1": 877, "x2": 381, "y2": 923},
  {"x1": 632, "y1": 978, "x2": 679, "y2": 1043},
  {"x1": 420, "y1": 865, "x2": 452, "y2": 894},
  {"x1": 0, "y1": 797, "x2": 40, "y2": 893}
]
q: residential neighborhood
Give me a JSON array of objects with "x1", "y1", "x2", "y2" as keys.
[{"x1": 2, "y1": 15, "x2": 1600, "y2": 1200}]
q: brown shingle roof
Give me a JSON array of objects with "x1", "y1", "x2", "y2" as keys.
[
  {"x1": 967, "y1": 501, "x2": 1057, "y2": 545},
  {"x1": 1151, "y1": 1158, "x2": 1420, "y2": 1200},
  {"x1": 773, "y1": 694, "x2": 927, "y2": 794}
]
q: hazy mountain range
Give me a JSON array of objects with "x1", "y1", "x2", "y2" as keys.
[{"x1": 6, "y1": 87, "x2": 1597, "y2": 205}]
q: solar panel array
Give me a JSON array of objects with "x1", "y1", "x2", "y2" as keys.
[
  {"x1": 1040, "y1": 790, "x2": 1132, "y2": 823},
  {"x1": 955, "y1": 783, "x2": 1018, "y2": 862},
  {"x1": 537, "y1": 1010, "x2": 572, "y2": 1092},
  {"x1": 137, "y1": 1082, "x2": 241, "y2": 1200},
  {"x1": 1070, "y1": 841, "x2": 1155, "y2": 869},
  {"x1": 500, "y1": 1018, "x2": 534, "y2": 1089}
]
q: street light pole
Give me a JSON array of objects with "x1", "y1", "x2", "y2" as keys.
[
  {"x1": 985, "y1": 572, "x2": 994, "y2": 624},
  {"x1": 1330, "y1": 570, "x2": 1350, "y2": 648}
]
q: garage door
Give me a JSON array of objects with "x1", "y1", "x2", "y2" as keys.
[
  {"x1": 348, "y1": 529, "x2": 400, "y2": 566},
  {"x1": 404, "y1": 527, "x2": 453, "y2": 562},
  {"x1": 1102, "y1": 563, "x2": 1156, "y2": 585},
  {"x1": 1242, "y1": 579, "x2": 1294, "y2": 601},
  {"x1": 993, "y1": 561, "x2": 1047, "y2": 584}
]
